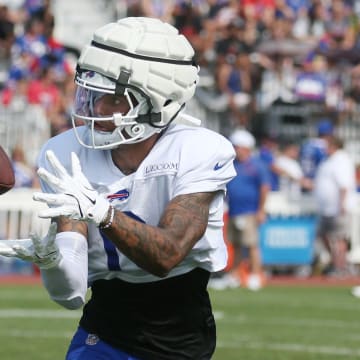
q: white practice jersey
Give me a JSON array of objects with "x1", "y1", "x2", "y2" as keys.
[{"x1": 38, "y1": 124, "x2": 236, "y2": 284}]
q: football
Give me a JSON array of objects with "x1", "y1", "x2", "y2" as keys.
[{"x1": 0, "y1": 145, "x2": 15, "y2": 194}]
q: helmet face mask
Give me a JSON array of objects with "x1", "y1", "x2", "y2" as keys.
[
  {"x1": 72, "y1": 17, "x2": 199, "y2": 149},
  {"x1": 72, "y1": 71, "x2": 162, "y2": 149}
]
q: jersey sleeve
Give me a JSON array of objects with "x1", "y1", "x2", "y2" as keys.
[{"x1": 173, "y1": 131, "x2": 236, "y2": 196}]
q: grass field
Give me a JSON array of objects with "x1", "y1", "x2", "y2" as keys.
[{"x1": 0, "y1": 282, "x2": 359, "y2": 360}]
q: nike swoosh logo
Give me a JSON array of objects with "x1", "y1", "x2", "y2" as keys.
[
  {"x1": 84, "y1": 194, "x2": 96, "y2": 205},
  {"x1": 214, "y1": 162, "x2": 225, "y2": 171},
  {"x1": 81, "y1": 187, "x2": 97, "y2": 205}
]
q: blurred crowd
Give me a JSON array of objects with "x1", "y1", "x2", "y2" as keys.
[
  {"x1": 0, "y1": 0, "x2": 78, "y2": 188},
  {"x1": 125, "y1": 0, "x2": 360, "y2": 127},
  {"x1": 0, "y1": 0, "x2": 76, "y2": 138},
  {"x1": 1, "y1": 1, "x2": 360, "y2": 184},
  {"x1": 2, "y1": 1, "x2": 360, "y2": 130}
]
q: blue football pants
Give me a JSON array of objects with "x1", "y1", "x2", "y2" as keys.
[{"x1": 66, "y1": 327, "x2": 141, "y2": 360}]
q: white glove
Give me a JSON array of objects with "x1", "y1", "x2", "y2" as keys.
[
  {"x1": 0, "y1": 223, "x2": 61, "y2": 269},
  {"x1": 33, "y1": 150, "x2": 110, "y2": 226}
]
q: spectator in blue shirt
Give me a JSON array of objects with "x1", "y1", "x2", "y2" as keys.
[
  {"x1": 210, "y1": 128, "x2": 271, "y2": 291},
  {"x1": 299, "y1": 118, "x2": 334, "y2": 182},
  {"x1": 258, "y1": 133, "x2": 281, "y2": 191}
]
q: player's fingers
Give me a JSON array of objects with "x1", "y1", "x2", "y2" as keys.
[
  {"x1": 12, "y1": 245, "x2": 31, "y2": 259},
  {"x1": 37, "y1": 206, "x2": 76, "y2": 219},
  {"x1": 0, "y1": 239, "x2": 34, "y2": 258},
  {"x1": 71, "y1": 152, "x2": 92, "y2": 188},
  {"x1": 30, "y1": 232, "x2": 43, "y2": 254},
  {"x1": 45, "y1": 223, "x2": 57, "y2": 247},
  {"x1": 33, "y1": 192, "x2": 67, "y2": 206},
  {"x1": 37, "y1": 168, "x2": 64, "y2": 190},
  {"x1": 47, "y1": 222, "x2": 58, "y2": 237},
  {"x1": 0, "y1": 243, "x2": 17, "y2": 257},
  {"x1": 71, "y1": 152, "x2": 82, "y2": 176},
  {"x1": 45, "y1": 150, "x2": 70, "y2": 179}
]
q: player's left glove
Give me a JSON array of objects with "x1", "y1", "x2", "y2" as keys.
[
  {"x1": 0, "y1": 223, "x2": 61, "y2": 269},
  {"x1": 33, "y1": 150, "x2": 111, "y2": 226}
]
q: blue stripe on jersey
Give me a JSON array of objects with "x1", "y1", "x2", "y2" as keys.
[
  {"x1": 123, "y1": 211, "x2": 146, "y2": 223},
  {"x1": 100, "y1": 211, "x2": 146, "y2": 271},
  {"x1": 100, "y1": 232, "x2": 121, "y2": 271}
]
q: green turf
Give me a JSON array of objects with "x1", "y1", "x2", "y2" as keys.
[
  {"x1": 211, "y1": 286, "x2": 360, "y2": 360},
  {"x1": 0, "y1": 283, "x2": 359, "y2": 359}
]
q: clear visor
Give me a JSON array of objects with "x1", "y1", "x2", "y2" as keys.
[
  {"x1": 73, "y1": 71, "x2": 146, "y2": 125},
  {"x1": 74, "y1": 86, "x2": 134, "y2": 120}
]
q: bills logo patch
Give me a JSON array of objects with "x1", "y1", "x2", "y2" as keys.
[{"x1": 107, "y1": 189, "x2": 129, "y2": 202}]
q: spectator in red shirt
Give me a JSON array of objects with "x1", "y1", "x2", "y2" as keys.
[
  {"x1": 27, "y1": 65, "x2": 62, "y2": 132},
  {"x1": 27, "y1": 65, "x2": 60, "y2": 110}
]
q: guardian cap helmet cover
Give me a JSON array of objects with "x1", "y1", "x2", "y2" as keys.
[{"x1": 72, "y1": 17, "x2": 199, "y2": 149}]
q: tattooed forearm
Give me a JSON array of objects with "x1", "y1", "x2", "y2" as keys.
[{"x1": 102, "y1": 191, "x2": 219, "y2": 277}]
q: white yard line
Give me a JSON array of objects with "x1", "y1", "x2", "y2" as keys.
[
  {"x1": 214, "y1": 311, "x2": 360, "y2": 357},
  {"x1": 217, "y1": 340, "x2": 360, "y2": 357},
  {"x1": 0, "y1": 308, "x2": 81, "y2": 318},
  {"x1": 0, "y1": 293, "x2": 46, "y2": 300},
  {"x1": 0, "y1": 329, "x2": 74, "y2": 339},
  {"x1": 215, "y1": 312, "x2": 360, "y2": 329}
]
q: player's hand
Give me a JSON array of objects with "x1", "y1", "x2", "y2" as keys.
[
  {"x1": 0, "y1": 223, "x2": 61, "y2": 269},
  {"x1": 33, "y1": 150, "x2": 110, "y2": 226}
]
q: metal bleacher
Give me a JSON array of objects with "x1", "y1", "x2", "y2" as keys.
[
  {"x1": 0, "y1": 104, "x2": 50, "y2": 167},
  {"x1": 50, "y1": 0, "x2": 118, "y2": 52},
  {"x1": 0, "y1": 188, "x2": 49, "y2": 240}
]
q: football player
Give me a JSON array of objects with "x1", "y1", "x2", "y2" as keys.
[{"x1": 0, "y1": 17, "x2": 235, "y2": 360}]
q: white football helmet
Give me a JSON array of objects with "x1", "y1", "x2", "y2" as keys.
[{"x1": 72, "y1": 17, "x2": 200, "y2": 149}]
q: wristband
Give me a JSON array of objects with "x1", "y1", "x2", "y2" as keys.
[{"x1": 99, "y1": 206, "x2": 115, "y2": 229}]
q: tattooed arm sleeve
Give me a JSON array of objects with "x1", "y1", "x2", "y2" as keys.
[{"x1": 101, "y1": 192, "x2": 218, "y2": 277}]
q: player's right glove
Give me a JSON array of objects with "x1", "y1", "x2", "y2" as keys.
[
  {"x1": 33, "y1": 150, "x2": 111, "y2": 227},
  {"x1": 0, "y1": 223, "x2": 61, "y2": 269}
]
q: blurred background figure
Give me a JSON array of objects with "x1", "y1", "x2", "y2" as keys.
[
  {"x1": 216, "y1": 48, "x2": 253, "y2": 127},
  {"x1": 343, "y1": 64, "x2": 360, "y2": 113},
  {"x1": 275, "y1": 138, "x2": 313, "y2": 200},
  {"x1": 209, "y1": 128, "x2": 270, "y2": 291},
  {"x1": 294, "y1": 53, "x2": 329, "y2": 104},
  {"x1": 11, "y1": 144, "x2": 37, "y2": 188},
  {"x1": 258, "y1": 133, "x2": 281, "y2": 191},
  {"x1": 299, "y1": 118, "x2": 334, "y2": 186},
  {"x1": 313, "y1": 135, "x2": 357, "y2": 276}
]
